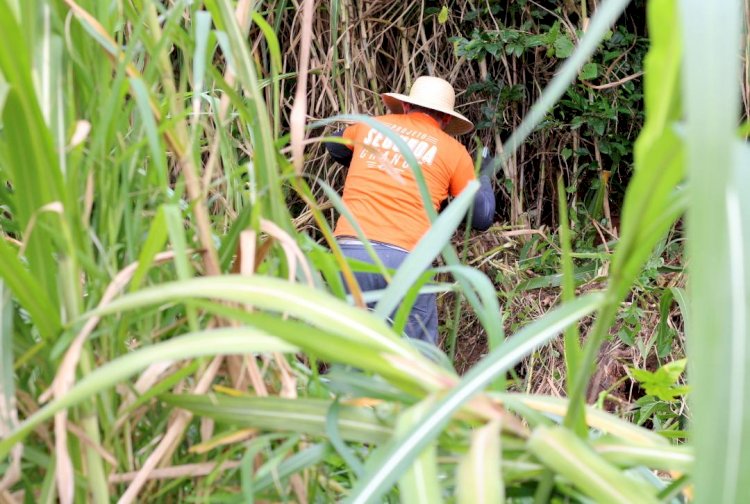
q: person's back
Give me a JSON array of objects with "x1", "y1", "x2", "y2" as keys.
[
  {"x1": 325, "y1": 76, "x2": 495, "y2": 344},
  {"x1": 334, "y1": 112, "x2": 475, "y2": 251}
]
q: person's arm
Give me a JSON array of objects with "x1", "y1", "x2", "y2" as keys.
[
  {"x1": 324, "y1": 129, "x2": 354, "y2": 167},
  {"x1": 471, "y1": 152, "x2": 496, "y2": 231}
]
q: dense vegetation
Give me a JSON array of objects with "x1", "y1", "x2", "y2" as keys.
[{"x1": 0, "y1": 0, "x2": 748, "y2": 502}]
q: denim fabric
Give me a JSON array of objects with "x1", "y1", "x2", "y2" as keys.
[{"x1": 339, "y1": 242, "x2": 438, "y2": 345}]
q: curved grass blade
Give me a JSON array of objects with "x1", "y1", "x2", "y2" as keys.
[
  {"x1": 397, "y1": 399, "x2": 443, "y2": 504},
  {"x1": 0, "y1": 328, "x2": 296, "y2": 458},
  {"x1": 457, "y1": 420, "x2": 502, "y2": 504},
  {"x1": 593, "y1": 441, "x2": 693, "y2": 473},
  {"x1": 163, "y1": 394, "x2": 392, "y2": 445},
  {"x1": 326, "y1": 397, "x2": 365, "y2": 477},
  {"x1": 252, "y1": 443, "x2": 329, "y2": 495},
  {"x1": 85, "y1": 275, "x2": 419, "y2": 361},
  {"x1": 527, "y1": 426, "x2": 659, "y2": 504},
  {"x1": 492, "y1": 393, "x2": 667, "y2": 447},
  {"x1": 345, "y1": 293, "x2": 603, "y2": 504}
]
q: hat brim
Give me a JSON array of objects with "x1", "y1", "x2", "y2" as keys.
[{"x1": 381, "y1": 93, "x2": 474, "y2": 136}]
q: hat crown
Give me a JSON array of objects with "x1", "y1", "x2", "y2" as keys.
[
  {"x1": 380, "y1": 75, "x2": 473, "y2": 135},
  {"x1": 408, "y1": 76, "x2": 456, "y2": 111}
]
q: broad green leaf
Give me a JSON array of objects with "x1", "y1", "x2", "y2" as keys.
[
  {"x1": 579, "y1": 62, "x2": 598, "y2": 80},
  {"x1": 528, "y1": 426, "x2": 660, "y2": 503},
  {"x1": 437, "y1": 6, "x2": 449, "y2": 24},
  {"x1": 163, "y1": 394, "x2": 392, "y2": 445},
  {"x1": 630, "y1": 359, "x2": 689, "y2": 401},
  {"x1": 0, "y1": 328, "x2": 297, "y2": 458},
  {"x1": 345, "y1": 293, "x2": 603, "y2": 504},
  {"x1": 554, "y1": 36, "x2": 574, "y2": 58}
]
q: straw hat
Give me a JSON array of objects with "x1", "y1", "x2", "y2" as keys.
[{"x1": 382, "y1": 76, "x2": 474, "y2": 136}]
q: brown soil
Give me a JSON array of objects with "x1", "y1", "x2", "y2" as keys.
[{"x1": 436, "y1": 226, "x2": 687, "y2": 414}]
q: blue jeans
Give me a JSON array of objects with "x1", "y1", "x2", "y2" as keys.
[{"x1": 338, "y1": 241, "x2": 438, "y2": 345}]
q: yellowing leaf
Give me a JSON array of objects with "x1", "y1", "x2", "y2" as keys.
[
  {"x1": 189, "y1": 428, "x2": 259, "y2": 454},
  {"x1": 437, "y1": 6, "x2": 449, "y2": 24}
]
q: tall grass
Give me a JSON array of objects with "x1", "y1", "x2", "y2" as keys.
[{"x1": 0, "y1": 0, "x2": 745, "y2": 502}]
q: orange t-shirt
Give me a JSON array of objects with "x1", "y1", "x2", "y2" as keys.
[{"x1": 333, "y1": 112, "x2": 476, "y2": 251}]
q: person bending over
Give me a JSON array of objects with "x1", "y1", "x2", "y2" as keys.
[{"x1": 325, "y1": 76, "x2": 495, "y2": 345}]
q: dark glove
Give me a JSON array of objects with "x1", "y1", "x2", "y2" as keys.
[
  {"x1": 324, "y1": 130, "x2": 354, "y2": 167},
  {"x1": 472, "y1": 148, "x2": 496, "y2": 231}
]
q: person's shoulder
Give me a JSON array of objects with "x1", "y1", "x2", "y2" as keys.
[
  {"x1": 439, "y1": 132, "x2": 471, "y2": 157},
  {"x1": 377, "y1": 113, "x2": 403, "y2": 123}
]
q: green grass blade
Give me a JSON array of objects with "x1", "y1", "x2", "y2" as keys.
[
  {"x1": 492, "y1": 393, "x2": 668, "y2": 447},
  {"x1": 0, "y1": 89, "x2": 62, "y2": 309},
  {"x1": 0, "y1": 237, "x2": 60, "y2": 339},
  {"x1": 252, "y1": 443, "x2": 329, "y2": 494},
  {"x1": 457, "y1": 420, "x2": 503, "y2": 504},
  {"x1": 129, "y1": 205, "x2": 169, "y2": 292},
  {"x1": 209, "y1": 0, "x2": 289, "y2": 227},
  {"x1": 0, "y1": 281, "x2": 19, "y2": 485},
  {"x1": 557, "y1": 176, "x2": 585, "y2": 436},
  {"x1": 681, "y1": 0, "x2": 747, "y2": 499},
  {"x1": 593, "y1": 441, "x2": 693, "y2": 473},
  {"x1": 565, "y1": 0, "x2": 686, "y2": 430},
  {"x1": 397, "y1": 400, "x2": 444, "y2": 504},
  {"x1": 326, "y1": 398, "x2": 365, "y2": 477},
  {"x1": 163, "y1": 394, "x2": 393, "y2": 445},
  {"x1": 190, "y1": 9, "x2": 212, "y2": 133},
  {"x1": 670, "y1": 286, "x2": 690, "y2": 339},
  {"x1": 129, "y1": 77, "x2": 168, "y2": 190},
  {"x1": 250, "y1": 11, "x2": 282, "y2": 137},
  {"x1": 0, "y1": 328, "x2": 297, "y2": 458},
  {"x1": 345, "y1": 293, "x2": 604, "y2": 504},
  {"x1": 86, "y1": 275, "x2": 417, "y2": 361},
  {"x1": 527, "y1": 426, "x2": 659, "y2": 504}
]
